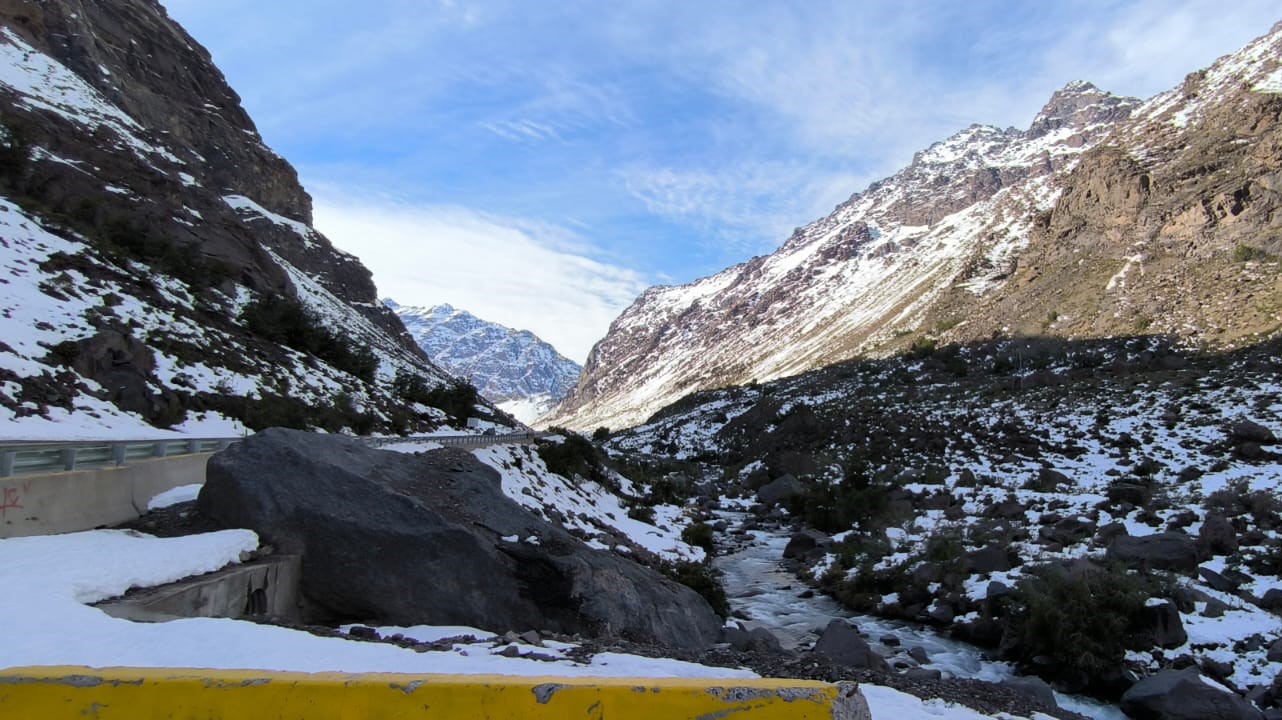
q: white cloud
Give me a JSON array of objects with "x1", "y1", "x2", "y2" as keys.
[
  {"x1": 619, "y1": 163, "x2": 873, "y2": 257},
  {"x1": 311, "y1": 194, "x2": 650, "y2": 364}
]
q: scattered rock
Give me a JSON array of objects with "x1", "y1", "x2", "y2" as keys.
[
  {"x1": 1107, "y1": 532, "x2": 1200, "y2": 572},
  {"x1": 757, "y1": 475, "x2": 803, "y2": 507},
  {"x1": 1258, "y1": 589, "x2": 1282, "y2": 613},
  {"x1": 1203, "y1": 598, "x2": 1229, "y2": 618},
  {"x1": 1230, "y1": 419, "x2": 1277, "y2": 445},
  {"x1": 1001, "y1": 676, "x2": 1058, "y2": 710},
  {"x1": 1199, "y1": 515, "x2": 1240, "y2": 556},
  {"x1": 783, "y1": 529, "x2": 832, "y2": 559},
  {"x1": 1133, "y1": 601, "x2": 1188, "y2": 649},
  {"x1": 812, "y1": 619, "x2": 889, "y2": 671},
  {"x1": 964, "y1": 545, "x2": 1014, "y2": 574},
  {"x1": 1120, "y1": 667, "x2": 1264, "y2": 720},
  {"x1": 1038, "y1": 516, "x2": 1097, "y2": 546}
]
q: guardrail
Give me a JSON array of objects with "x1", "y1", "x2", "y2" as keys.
[
  {"x1": 0, "y1": 667, "x2": 871, "y2": 719},
  {"x1": 0, "y1": 431, "x2": 544, "y2": 479},
  {"x1": 363, "y1": 432, "x2": 542, "y2": 448},
  {"x1": 0, "y1": 438, "x2": 240, "y2": 478}
]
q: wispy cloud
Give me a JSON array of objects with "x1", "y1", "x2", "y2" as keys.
[
  {"x1": 164, "y1": 0, "x2": 1282, "y2": 312},
  {"x1": 619, "y1": 163, "x2": 871, "y2": 257},
  {"x1": 311, "y1": 191, "x2": 650, "y2": 363}
]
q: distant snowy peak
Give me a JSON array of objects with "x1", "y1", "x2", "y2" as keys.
[{"x1": 388, "y1": 300, "x2": 581, "y2": 423}]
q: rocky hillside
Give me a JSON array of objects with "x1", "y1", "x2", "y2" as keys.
[
  {"x1": 610, "y1": 333, "x2": 1282, "y2": 710},
  {"x1": 0, "y1": 0, "x2": 489, "y2": 437},
  {"x1": 388, "y1": 300, "x2": 581, "y2": 424},
  {"x1": 547, "y1": 22, "x2": 1282, "y2": 432}
]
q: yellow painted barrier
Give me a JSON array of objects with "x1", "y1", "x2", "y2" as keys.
[{"x1": 0, "y1": 667, "x2": 872, "y2": 719}]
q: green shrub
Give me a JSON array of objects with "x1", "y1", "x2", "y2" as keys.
[
  {"x1": 626, "y1": 505, "x2": 656, "y2": 524},
  {"x1": 424, "y1": 381, "x2": 478, "y2": 421},
  {"x1": 681, "y1": 522, "x2": 715, "y2": 555},
  {"x1": 1233, "y1": 244, "x2": 1269, "y2": 262},
  {"x1": 1007, "y1": 564, "x2": 1171, "y2": 685},
  {"x1": 661, "y1": 561, "x2": 730, "y2": 618},
  {"x1": 537, "y1": 431, "x2": 601, "y2": 482},
  {"x1": 911, "y1": 336, "x2": 937, "y2": 358},
  {"x1": 240, "y1": 295, "x2": 378, "y2": 383}
]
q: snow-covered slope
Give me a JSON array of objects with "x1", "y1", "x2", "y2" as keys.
[
  {"x1": 389, "y1": 300, "x2": 581, "y2": 424},
  {"x1": 549, "y1": 20, "x2": 1282, "y2": 432},
  {"x1": 0, "y1": 1, "x2": 480, "y2": 438}
]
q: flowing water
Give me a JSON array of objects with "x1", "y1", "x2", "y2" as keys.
[{"x1": 712, "y1": 517, "x2": 1127, "y2": 720}]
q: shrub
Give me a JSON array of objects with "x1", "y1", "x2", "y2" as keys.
[
  {"x1": 1006, "y1": 563, "x2": 1171, "y2": 688},
  {"x1": 661, "y1": 562, "x2": 730, "y2": 618},
  {"x1": 626, "y1": 505, "x2": 656, "y2": 524},
  {"x1": 424, "y1": 380, "x2": 478, "y2": 421},
  {"x1": 537, "y1": 431, "x2": 601, "y2": 482},
  {"x1": 681, "y1": 522, "x2": 715, "y2": 555},
  {"x1": 910, "y1": 336, "x2": 937, "y2": 358},
  {"x1": 240, "y1": 295, "x2": 378, "y2": 383},
  {"x1": 592, "y1": 426, "x2": 611, "y2": 442},
  {"x1": 1233, "y1": 243, "x2": 1269, "y2": 262}
]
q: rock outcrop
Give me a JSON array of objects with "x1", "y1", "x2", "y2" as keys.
[
  {"x1": 1120, "y1": 668, "x2": 1265, "y2": 720},
  {"x1": 0, "y1": 0, "x2": 469, "y2": 435},
  {"x1": 197, "y1": 429, "x2": 723, "y2": 650}
]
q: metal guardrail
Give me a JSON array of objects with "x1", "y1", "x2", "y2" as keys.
[
  {"x1": 0, "y1": 431, "x2": 544, "y2": 479},
  {"x1": 0, "y1": 438, "x2": 240, "y2": 478},
  {"x1": 363, "y1": 431, "x2": 541, "y2": 449}
]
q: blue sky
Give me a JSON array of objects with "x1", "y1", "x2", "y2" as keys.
[{"x1": 161, "y1": 1, "x2": 1278, "y2": 361}]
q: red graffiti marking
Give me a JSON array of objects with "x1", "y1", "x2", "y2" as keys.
[{"x1": 0, "y1": 486, "x2": 22, "y2": 518}]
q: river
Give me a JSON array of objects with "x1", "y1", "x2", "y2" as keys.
[{"x1": 711, "y1": 516, "x2": 1128, "y2": 720}]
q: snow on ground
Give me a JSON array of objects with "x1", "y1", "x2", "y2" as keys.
[
  {"x1": 146, "y1": 483, "x2": 203, "y2": 510},
  {"x1": 0, "y1": 197, "x2": 249, "y2": 440},
  {"x1": 0, "y1": 527, "x2": 748, "y2": 678},
  {"x1": 471, "y1": 443, "x2": 705, "y2": 563},
  {"x1": 0, "y1": 525, "x2": 1053, "y2": 719}
]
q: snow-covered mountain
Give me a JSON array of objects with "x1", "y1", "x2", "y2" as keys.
[
  {"x1": 388, "y1": 300, "x2": 581, "y2": 424},
  {"x1": 0, "y1": 1, "x2": 493, "y2": 438},
  {"x1": 547, "y1": 22, "x2": 1282, "y2": 432}
]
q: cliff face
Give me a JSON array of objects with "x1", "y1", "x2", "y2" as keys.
[
  {"x1": 0, "y1": 0, "x2": 476, "y2": 436},
  {"x1": 546, "y1": 22, "x2": 1282, "y2": 433}
]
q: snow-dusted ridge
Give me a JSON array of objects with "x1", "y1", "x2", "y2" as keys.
[
  {"x1": 550, "y1": 20, "x2": 1282, "y2": 433},
  {"x1": 548, "y1": 81, "x2": 1139, "y2": 431},
  {"x1": 389, "y1": 300, "x2": 581, "y2": 425}
]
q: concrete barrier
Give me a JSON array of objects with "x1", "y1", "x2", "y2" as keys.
[
  {"x1": 0, "y1": 667, "x2": 872, "y2": 719},
  {"x1": 0, "y1": 453, "x2": 211, "y2": 538},
  {"x1": 94, "y1": 555, "x2": 302, "y2": 623}
]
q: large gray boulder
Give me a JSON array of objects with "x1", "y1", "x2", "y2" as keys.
[
  {"x1": 1107, "y1": 532, "x2": 1200, "y2": 572},
  {"x1": 198, "y1": 429, "x2": 723, "y2": 649},
  {"x1": 1120, "y1": 667, "x2": 1263, "y2": 720},
  {"x1": 757, "y1": 474, "x2": 803, "y2": 506}
]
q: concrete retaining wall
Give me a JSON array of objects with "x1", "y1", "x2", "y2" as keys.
[
  {"x1": 95, "y1": 555, "x2": 302, "y2": 623},
  {"x1": 0, "y1": 668, "x2": 872, "y2": 719},
  {"x1": 0, "y1": 453, "x2": 211, "y2": 538}
]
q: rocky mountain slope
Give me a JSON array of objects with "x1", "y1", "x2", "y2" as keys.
[
  {"x1": 609, "y1": 333, "x2": 1282, "y2": 711},
  {"x1": 388, "y1": 300, "x2": 581, "y2": 424},
  {"x1": 547, "y1": 23, "x2": 1282, "y2": 432},
  {"x1": 0, "y1": 0, "x2": 488, "y2": 437}
]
